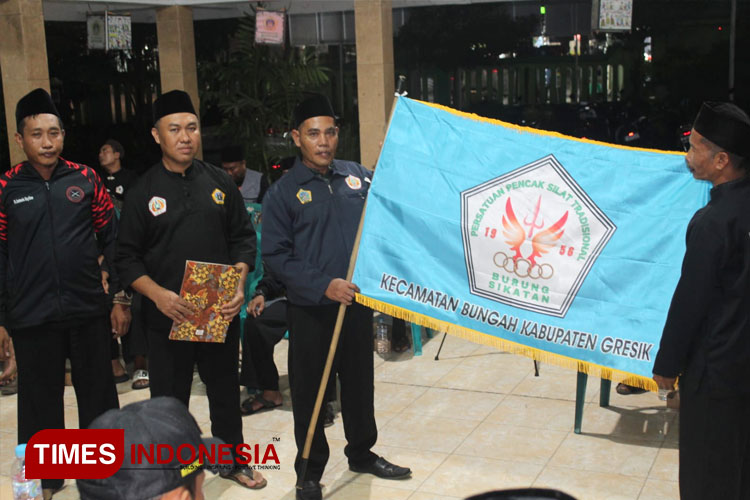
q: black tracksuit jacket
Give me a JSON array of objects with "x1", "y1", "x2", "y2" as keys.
[{"x1": 0, "y1": 158, "x2": 117, "y2": 330}]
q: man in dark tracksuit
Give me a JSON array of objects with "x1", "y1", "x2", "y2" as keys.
[
  {"x1": 262, "y1": 94, "x2": 410, "y2": 500},
  {"x1": 0, "y1": 88, "x2": 124, "y2": 496},
  {"x1": 115, "y1": 90, "x2": 265, "y2": 490},
  {"x1": 653, "y1": 102, "x2": 750, "y2": 500}
]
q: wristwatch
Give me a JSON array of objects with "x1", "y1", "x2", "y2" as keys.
[{"x1": 113, "y1": 290, "x2": 133, "y2": 306}]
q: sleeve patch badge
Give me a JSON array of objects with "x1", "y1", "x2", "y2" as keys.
[
  {"x1": 148, "y1": 196, "x2": 167, "y2": 216},
  {"x1": 296, "y1": 189, "x2": 312, "y2": 204},
  {"x1": 345, "y1": 175, "x2": 362, "y2": 190},
  {"x1": 211, "y1": 188, "x2": 226, "y2": 205}
]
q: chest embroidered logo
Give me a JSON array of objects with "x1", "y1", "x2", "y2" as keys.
[
  {"x1": 296, "y1": 189, "x2": 312, "y2": 204},
  {"x1": 148, "y1": 196, "x2": 167, "y2": 216},
  {"x1": 66, "y1": 186, "x2": 84, "y2": 203},
  {"x1": 212, "y1": 189, "x2": 226, "y2": 205},
  {"x1": 345, "y1": 175, "x2": 362, "y2": 190}
]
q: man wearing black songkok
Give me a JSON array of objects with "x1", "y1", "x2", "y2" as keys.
[
  {"x1": 220, "y1": 145, "x2": 269, "y2": 203},
  {"x1": 1, "y1": 88, "x2": 125, "y2": 498},
  {"x1": 115, "y1": 90, "x2": 266, "y2": 489},
  {"x1": 262, "y1": 94, "x2": 411, "y2": 500},
  {"x1": 653, "y1": 102, "x2": 750, "y2": 500}
]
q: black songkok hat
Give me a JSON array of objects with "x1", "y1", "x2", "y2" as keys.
[
  {"x1": 293, "y1": 94, "x2": 335, "y2": 129},
  {"x1": 693, "y1": 101, "x2": 750, "y2": 157},
  {"x1": 76, "y1": 397, "x2": 223, "y2": 500},
  {"x1": 15, "y1": 88, "x2": 60, "y2": 129},
  {"x1": 153, "y1": 90, "x2": 196, "y2": 124},
  {"x1": 220, "y1": 145, "x2": 244, "y2": 163}
]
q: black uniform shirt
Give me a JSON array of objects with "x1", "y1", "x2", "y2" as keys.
[
  {"x1": 116, "y1": 159, "x2": 256, "y2": 330},
  {"x1": 654, "y1": 175, "x2": 750, "y2": 397},
  {"x1": 261, "y1": 157, "x2": 372, "y2": 306},
  {"x1": 102, "y1": 168, "x2": 138, "y2": 209}
]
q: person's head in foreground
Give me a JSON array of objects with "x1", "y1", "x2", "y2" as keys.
[
  {"x1": 77, "y1": 397, "x2": 221, "y2": 500},
  {"x1": 465, "y1": 488, "x2": 577, "y2": 500},
  {"x1": 291, "y1": 94, "x2": 338, "y2": 173},
  {"x1": 686, "y1": 101, "x2": 750, "y2": 187}
]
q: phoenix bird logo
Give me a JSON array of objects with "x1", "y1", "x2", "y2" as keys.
[{"x1": 501, "y1": 197, "x2": 568, "y2": 266}]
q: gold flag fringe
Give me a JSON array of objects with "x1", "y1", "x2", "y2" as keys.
[{"x1": 357, "y1": 294, "x2": 658, "y2": 392}]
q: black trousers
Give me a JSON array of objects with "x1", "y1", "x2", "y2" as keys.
[
  {"x1": 147, "y1": 319, "x2": 243, "y2": 464},
  {"x1": 679, "y1": 380, "x2": 750, "y2": 499},
  {"x1": 13, "y1": 316, "x2": 119, "y2": 490},
  {"x1": 288, "y1": 302, "x2": 378, "y2": 481},
  {"x1": 240, "y1": 300, "x2": 288, "y2": 391}
]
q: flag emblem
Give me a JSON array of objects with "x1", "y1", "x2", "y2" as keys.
[{"x1": 461, "y1": 154, "x2": 616, "y2": 317}]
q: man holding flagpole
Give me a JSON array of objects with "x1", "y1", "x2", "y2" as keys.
[
  {"x1": 653, "y1": 101, "x2": 750, "y2": 500},
  {"x1": 262, "y1": 94, "x2": 411, "y2": 500}
]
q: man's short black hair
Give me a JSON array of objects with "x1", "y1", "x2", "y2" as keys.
[{"x1": 105, "y1": 139, "x2": 125, "y2": 160}]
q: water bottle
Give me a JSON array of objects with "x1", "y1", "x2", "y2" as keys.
[
  {"x1": 374, "y1": 316, "x2": 390, "y2": 354},
  {"x1": 11, "y1": 444, "x2": 42, "y2": 500}
]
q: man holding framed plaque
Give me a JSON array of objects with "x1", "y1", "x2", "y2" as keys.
[{"x1": 116, "y1": 90, "x2": 265, "y2": 489}]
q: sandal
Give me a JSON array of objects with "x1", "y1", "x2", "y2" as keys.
[
  {"x1": 0, "y1": 359, "x2": 17, "y2": 395},
  {"x1": 616, "y1": 382, "x2": 647, "y2": 395},
  {"x1": 132, "y1": 370, "x2": 149, "y2": 390},
  {"x1": 1, "y1": 378, "x2": 17, "y2": 396},
  {"x1": 220, "y1": 467, "x2": 267, "y2": 489},
  {"x1": 241, "y1": 396, "x2": 281, "y2": 416}
]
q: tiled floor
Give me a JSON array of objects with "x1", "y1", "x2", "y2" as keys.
[{"x1": 0, "y1": 333, "x2": 679, "y2": 500}]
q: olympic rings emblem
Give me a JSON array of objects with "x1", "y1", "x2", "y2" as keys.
[{"x1": 493, "y1": 252, "x2": 554, "y2": 280}]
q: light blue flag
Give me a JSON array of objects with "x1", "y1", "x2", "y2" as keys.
[{"x1": 353, "y1": 97, "x2": 710, "y2": 387}]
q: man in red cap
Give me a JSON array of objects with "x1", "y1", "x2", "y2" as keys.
[
  {"x1": 0, "y1": 88, "x2": 127, "y2": 498},
  {"x1": 653, "y1": 101, "x2": 750, "y2": 499}
]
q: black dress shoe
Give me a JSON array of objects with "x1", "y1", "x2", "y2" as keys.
[
  {"x1": 296, "y1": 480, "x2": 322, "y2": 500},
  {"x1": 349, "y1": 456, "x2": 412, "y2": 479}
]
